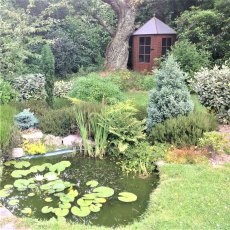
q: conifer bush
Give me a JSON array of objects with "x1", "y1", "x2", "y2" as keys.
[{"x1": 147, "y1": 55, "x2": 194, "y2": 132}]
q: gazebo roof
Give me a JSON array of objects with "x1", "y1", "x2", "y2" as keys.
[{"x1": 133, "y1": 17, "x2": 177, "y2": 35}]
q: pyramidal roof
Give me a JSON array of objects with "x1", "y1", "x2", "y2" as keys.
[{"x1": 133, "y1": 17, "x2": 177, "y2": 35}]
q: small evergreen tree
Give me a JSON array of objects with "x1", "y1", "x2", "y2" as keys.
[
  {"x1": 41, "y1": 45, "x2": 55, "y2": 107},
  {"x1": 147, "y1": 55, "x2": 194, "y2": 132}
]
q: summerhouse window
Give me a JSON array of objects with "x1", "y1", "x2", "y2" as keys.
[
  {"x1": 139, "y1": 37, "x2": 151, "y2": 63},
  {"x1": 162, "y1": 38, "x2": 172, "y2": 55}
]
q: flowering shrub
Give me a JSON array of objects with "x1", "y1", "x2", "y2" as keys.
[
  {"x1": 193, "y1": 65, "x2": 230, "y2": 123},
  {"x1": 22, "y1": 140, "x2": 46, "y2": 155}
]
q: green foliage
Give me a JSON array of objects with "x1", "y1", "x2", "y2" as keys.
[
  {"x1": 12, "y1": 74, "x2": 46, "y2": 101},
  {"x1": 171, "y1": 40, "x2": 211, "y2": 77},
  {"x1": 97, "y1": 101, "x2": 146, "y2": 156},
  {"x1": 147, "y1": 55, "x2": 194, "y2": 132},
  {"x1": 176, "y1": 7, "x2": 229, "y2": 63},
  {"x1": 193, "y1": 64, "x2": 230, "y2": 123},
  {"x1": 0, "y1": 105, "x2": 17, "y2": 155},
  {"x1": 41, "y1": 45, "x2": 55, "y2": 108},
  {"x1": 0, "y1": 78, "x2": 17, "y2": 104},
  {"x1": 107, "y1": 71, "x2": 156, "y2": 91},
  {"x1": 14, "y1": 109, "x2": 39, "y2": 130},
  {"x1": 54, "y1": 81, "x2": 74, "y2": 98},
  {"x1": 39, "y1": 107, "x2": 77, "y2": 136},
  {"x1": 148, "y1": 112, "x2": 217, "y2": 147},
  {"x1": 69, "y1": 76, "x2": 123, "y2": 105},
  {"x1": 199, "y1": 131, "x2": 229, "y2": 154}
]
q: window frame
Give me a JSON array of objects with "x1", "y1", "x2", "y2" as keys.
[
  {"x1": 139, "y1": 37, "x2": 151, "y2": 63},
  {"x1": 161, "y1": 37, "x2": 172, "y2": 56}
]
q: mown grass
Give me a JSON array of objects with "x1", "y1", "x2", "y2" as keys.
[{"x1": 6, "y1": 163, "x2": 230, "y2": 230}]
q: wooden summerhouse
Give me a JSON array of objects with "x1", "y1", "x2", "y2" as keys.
[{"x1": 130, "y1": 17, "x2": 177, "y2": 72}]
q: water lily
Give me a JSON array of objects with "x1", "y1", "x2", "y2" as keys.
[{"x1": 34, "y1": 174, "x2": 44, "y2": 181}]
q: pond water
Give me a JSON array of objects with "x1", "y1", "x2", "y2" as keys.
[{"x1": 0, "y1": 154, "x2": 159, "y2": 227}]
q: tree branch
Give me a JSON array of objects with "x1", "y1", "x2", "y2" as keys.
[{"x1": 101, "y1": 0, "x2": 120, "y2": 14}]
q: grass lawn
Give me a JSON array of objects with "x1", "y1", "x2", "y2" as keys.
[
  {"x1": 3, "y1": 163, "x2": 229, "y2": 230},
  {"x1": 125, "y1": 91, "x2": 208, "y2": 114}
]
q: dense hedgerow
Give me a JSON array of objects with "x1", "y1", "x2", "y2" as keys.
[
  {"x1": 147, "y1": 55, "x2": 194, "y2": 132},
  {"x1": 148, "y1": 112, "x2": 217, "y2": 147},
  {"x1": 69, "y1": 76, "x2": 123, "y2": 105}
]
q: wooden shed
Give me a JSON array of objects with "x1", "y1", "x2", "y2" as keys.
[{"x1": 130, "y1": 17, "x2": 177, "y2": 72}]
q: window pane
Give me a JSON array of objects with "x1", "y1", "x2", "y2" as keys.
[
  {"x1": 139, "y1": 46, "x2": 144, "y2": 54},
  {"x1": 167, "y1": 38, "x2": 172, "y2": 47},
  {"x1": 162, "y1": 38, "x2": 166, "y2": 46},
  {"x1": 139, "y1": 55, "x2": 144, "y2": 62},
  {"x1": 162, "y1": 47, "x2": 167, "y2": 55},
  {"x1": 145, "y1": 55, "x2": 150, "y2": 63},
  {"x1": 145, "y1": 46, "x2": 150, "y2": 54},
  {"x1": 145, "y1": 37, "x2": 151, "y2": 45},
  {"x1": 140, "y1": 37, "x2": 145, "y2": 45}
]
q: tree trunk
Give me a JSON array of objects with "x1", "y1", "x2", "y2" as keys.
[{"x1": 105, "y1": 6, "x2": 136, "y2": 70}]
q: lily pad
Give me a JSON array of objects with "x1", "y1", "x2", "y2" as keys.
[
  {"x1": 28, "y1": 192, "x2": 35, "y2": 197},
  {"x1": 8, "y1": 199, "x2": 19, "y2": 206},
  {"x1": 14, "y1": 179, "x2": 31, "y2": 190},
  {"x1": 21, "y1": 208, "x2": 32, "y2": 215},
  {"x1": 118, "y1": 192, "x2": 137, "y2": 202},
  {"x1": 14, "y1": 161, "x2": 31, "y2": 169},
  {"x1": 4, "y1": 160, "x2": 16, "y2": 166},
  {"x1": 4, "y1": 184, "x2": 13, "y2": 189},
  {"x1": 68, "y1": 189, "x2": 78, "y2": 198},
  {"x1": 59, "y1": 202, "x2": 71, "y2": 209},
  {"x1": 0, "y1": 189, "x2": 10, "y2": 198},
  {"x1": 28, "y1": 184, "x2": 37, "y2": 189},
  {"x1": 93, "y1": 186, "x2": 114, "y2": 198},
  {"x1": 41, "y1": 206, "x2": 53, "y2": 214},
  {"x1": 45, "y1": 197, "x2": 53, "y2": 202},
  {"x1": 86, "y1": 180, "x2": 98, "y2": 188},
  {"x1": 83, "y1": 193, "x2": 97, "y2": 200},
  {"x1": 54, "y1": 208, "x2": 69, "y2": 217},
  {"x1": 93, "y1": 198, "x2": 107, "y2": 204},
  {"x1": 71, "y1": 206, "x2": 91, "y2": 217},
  {"x1": 11, "y1": 170, "x2": 30, "y2": 178},
  {"x1": 90, "y1": 204, "x2": 101, "y2": 212},
  {"x1": 77, "y1": 198, "x2": 93, "y2": 207},
  {"x1": 60, "y1": 194, "x2": 75, "y2": 203}
]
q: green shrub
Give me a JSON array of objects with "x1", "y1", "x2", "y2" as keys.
[
  {"x1": 12, "y1": 74, "x2": 46, "y2": 101},
  {"x1": 54, "y1": 80, "x2": 74, "y2": 98},
  {"x1": 0, "y1": 78, "x2": 17, "y2": 104},
  {"x1": 148, "y1": 112, "x2": 217, "y2": 147},
  {"x1": 147, "y1": 55, "x2": 194, "y2": 132},
  {"x1": 39, "y1": 107, "x2": 77, "y2": 136},
  {"x1": 199, "y1": 131, "x2": 229, "y2": 154},
  {"x1": 171, "y1": 39, "x2": 211, "y2": 77},
  {"x1": 0, "y1": 105, "x2": 17, "y2": 155},
  {"x1": 69, "y1": 76, "x2": 123, "y2": 105},
  {"x1": 97, "y1": 101, "x2": 145, "y2": 156},
  {"x1": 193, "y1": 64, "x2": 230, "y2": 123},
  {"x1": 107, "y1": 70, "x2": 156, "y2": 91},
  {"x1": 14, "y1": 109, "x2": 39, "y2": 130}
]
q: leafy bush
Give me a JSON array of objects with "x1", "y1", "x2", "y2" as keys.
[
  {"x1": 97, "y1": 101, "x2": 145, "y2": 156},
  {"x1": 39, "y1": 107, "x2": 77, "y2": 136},
  {"x1": 0, "y1": 105, "x2": 17, "y2": 155},
  {"x1": 14, "y1": 109, "x2": 39, "y2": 130},
  {"x1": 69, "y1": 76, "x2": 123, "y2": 105},
  {"x1": 0, "y1": 78, "x2": 17, "y2": 104},
  {"x1": 171, "y1": 39, "x2": 211, "y2": 77},
  {"x1": 54, "y1": 80, "x2": 74, "y2": 97},
  {"x1": 12, "y1": 74, "x2": 46, "y2": 101},
  {"x1": 147, "y1": 55, "x2": 194, "y2": 132},
  {"x1": 193, "y1": 65, "x2": 230, "y2": 123},
  {"x1": 166, "y1": 147, "x2": 209, "y2": 164},
  {"x1": 148, "y1": 112, "x2": 217, "y2": 147},
  {"x1": 199, "y1": 131, "x2": 229, "y2": 154},
  {"x1": 121, "y1": 142, "x2": 155, "y2": 176},
  {"x1": 22, "y1": 140, "x2": 46, "y2": 155},
  {"x1": 107, "y1": 71, "x2": 156, "y2": 91}
]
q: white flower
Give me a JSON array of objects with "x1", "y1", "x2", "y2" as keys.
[{"x1": 34, "y1": 174, "x2": 44, "y2": 181}]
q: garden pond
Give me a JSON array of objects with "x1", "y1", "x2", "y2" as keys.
[{"x1": 0, "y1": 154, "x2": 159, "y2": 227}]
